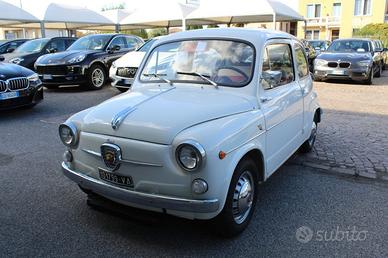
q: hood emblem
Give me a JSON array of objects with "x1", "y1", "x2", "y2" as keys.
[{"x1": 101, "y1": 143, "x2": 122, "y2": 171}]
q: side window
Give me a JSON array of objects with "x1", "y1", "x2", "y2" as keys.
[
  {"x1": 294, "y1": 45, "x2": 309, "y2": 78},
  {"x1": 125, "y1": 37, "x2": 140, "y2": 49},
  {"x1": 65, "y1": 39, "x2": 76, "y2": 49},
  {"x1": 47, "y1": 39, "x2": 66, "y2": 52},
  {"x1": 261, "y1": 43, "x2": 295, "y2": 90},
  {"x1": 110, "y1": 37, "x2": 127, "y2": 50}
]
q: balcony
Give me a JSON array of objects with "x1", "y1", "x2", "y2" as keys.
[{"x1": 305, "y1": 16, "x2": 341, "y2": 28}]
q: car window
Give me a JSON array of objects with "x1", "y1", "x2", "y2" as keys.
[
  {"x1": 125, "y1": 37, "x2": 140, "y2": 49},
  {"x1": 65, "y1": 39, "x2": 76, "y2": 49},
  {"x1": 110, "y1": 36, "x2": 127, "y2": 50},
  {"x1": 328, "y1": 40, "x2": 371, "y2": 52},
  {"x1": 261, "y1": 43, "x2": 295, "y2": 90},
  {"x1": 294, "y1": 45, "x2": 309, "y2": 78},
  {"x1": 0, "y1": 43, "x2": 9, "y2": 53},
  {"x1": 46, "y1": 39, "x2": 66, "y2": 52}
]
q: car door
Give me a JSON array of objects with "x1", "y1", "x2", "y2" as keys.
[
  {"x1": 105, "y1": 36, "x2": 128, "y2": 68},
  {"x1": 259, "y1": 40, "x2": 304, "y2": 174},
  {"x1": 293, "y1": 41, "x2": 315, "y2": 141}
]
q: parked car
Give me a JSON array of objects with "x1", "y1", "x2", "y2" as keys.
[
  {"x1": 0, "y1": 62, "x2": 43, "y2": 110},
  {"x1": 314, "y1": 38, "x2": 383, "y2": 84},
  {"x1": 59, "y1": 28, "x2": 321, "y2": 236},
  {"x1": 372, "y1": 39, "x2": 388, "y2": 70},
  {"x1": 308, "y1": 40, "x2": 331, "y2": 55},
  {"x1": 109, "y1": 37, "x2": 161, "y2": 92},
  {"x1": 0, "y1": 39, "x2": 30, "y2": 54},
  {"x1": 35, "y1": 34, "x2": 144, "y2": 90},
  {"x1": 301, "y1": 39, "x2": 318, "y2": 72},
  {"x1": 0, "y1": 37, "x2": 76, "y2": 70}
]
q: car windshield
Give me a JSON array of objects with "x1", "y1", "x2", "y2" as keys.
[
  {"x1": 327, "y1": 40, "x2": 371, "y2": 53},
  {"x1": 310, "y1": 41, "x2": 326, "y2": 49},
  {"x1": 67, "y1": 35, "x2": 111, "y2": 51},
  {"x1": 137, "y1": 39, "x2": 156, "y2": 53},
  {"x1": 15, "y1": 39, "x2": 49, "y2": 53},
  {"x1": 140, "y1": 39, "x2": 254, "y2": 87}
]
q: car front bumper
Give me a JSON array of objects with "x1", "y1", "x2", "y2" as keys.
[
  {"x1": 62, "y1": 162, "x2": 219, "y2": 214},
  {"x1": 314, "y1": 66, "x2": 371, "y2": 81},
  {"x1": 0, "y1": 85, "x2": 43, "y2": 110},
  {"x1": 37, "y1": 65, "x2": 88, "y2": 86},
  {"x1": 109, "y1": 67, "x2": 133, "y2": 90}
]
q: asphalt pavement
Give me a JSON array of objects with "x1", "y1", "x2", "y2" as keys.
[{"x1": 1, "y1": 85, "x2": 387, "y2": 257}]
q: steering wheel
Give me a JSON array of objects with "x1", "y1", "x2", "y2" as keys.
[{"x1": 215, "y1": 67, "x2": 249, "y2": 83}]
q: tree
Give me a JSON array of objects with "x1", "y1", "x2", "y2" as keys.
[
  {"x1": 101, "y1": 3, "x2": 125, "y2": 11},
  {"x1": 354, "y1": 23, "x2": 388, "y2": 47},
  {"x1": 187, "y1": 25, "x2": 203, "y2": 30},
  {"x1": 148, "y1": 28, "x2": 167, "y2": 38}
]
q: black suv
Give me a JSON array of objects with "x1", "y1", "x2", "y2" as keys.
[
  {"x1": 34, "y1": 34, "x2": 144, "y2": 90},
  {"x1": 0, "y1": 37, "x2": 77, "y2": 70},
  {"x1": 0, "y1": 39, "x2": 30, "y2": 54}
]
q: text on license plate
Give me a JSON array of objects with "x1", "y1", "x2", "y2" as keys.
[
  {"x1": 98, "y1": 168, "x2": 133, "y2": 187},
  {"x1": 332, "y1": 70, "x2": 345, "y2": 75},
  {"x1": 0, "y1": 91, "x2": 19, "y2": 100}
]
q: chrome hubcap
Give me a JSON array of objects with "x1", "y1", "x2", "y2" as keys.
[
  {"x1": 308, "y1": 122, "x2": 317, "y2": 146},
  {"x1": 92, "y1": 68, "x2": 104, "y2": 87},
  {"x1": 232, "y1": 171, "x2": 254, "y2": 224}
]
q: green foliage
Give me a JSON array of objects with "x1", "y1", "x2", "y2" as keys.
[
  {"x1": 122, "y1": 29, "x2": 148, "y2": 39},
  {"x1": 207, "y1": 24, "x2": 219, "y2": 28},
  {"x1": 148, "y1": 28, "x2": 168, "y2": 38},
  {"x1": 187, "y1": 25, "x2": 203, "y2": 30},
  {"x1": 354, "y1": 23, "x2": 388, "y2": 47},
  {"x1": 101, "y1": 3, "x2": 125, "y2": 11}
]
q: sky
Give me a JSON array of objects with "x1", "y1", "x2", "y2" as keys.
[{"x1": 3, "y1": 0, "x2": 299, "y2": 13}]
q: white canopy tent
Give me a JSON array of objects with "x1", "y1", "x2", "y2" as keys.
[
  {"x1": 100, "y1": 9, "x2": 135, "y2": 32},
  {"x1": 8, "y1": 3, "x2": 116, "y2": 37},
  {"x1": 120, "y1": 0, "x2": 198, "y2": 31},
  {"x1": 0, "y1": 0, "x2": 39, "y2": 26},
  {"x1": 186, "y1": 0, "x2": 304, "y2": 28}
]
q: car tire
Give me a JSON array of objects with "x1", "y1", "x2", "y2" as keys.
[
  {"x1": 85, "y1": 64, "x2": 106, "y2": 90},
  {"x1": 375, "y1": 64, "x2": 382, "y2": 78},
  {"x1": 300, "y1": 121, "x2": 317, "y2": 153},
  {"x1": 117, "y1": 87, "x2": 129, "y2": 93},
  {"x1": 364, "y1": 69, "x2": 373, "y2": 85},
  {"x1": 213, "y1": 158, "x2": 258, "y2": 237}
]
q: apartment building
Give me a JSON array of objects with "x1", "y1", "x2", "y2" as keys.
[{"x1": 297, "y1": 0, "x2": 388, "y2": 40}]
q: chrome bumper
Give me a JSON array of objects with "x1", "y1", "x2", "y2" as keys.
[{"x1": 62, "y1": 162, "x2": 219, "y2": 213}]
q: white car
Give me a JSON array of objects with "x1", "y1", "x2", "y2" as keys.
[
  {"x1": 59, "y1": 28, "x2": 321, "y2": 236},
  {"x1": 109, "y1": 38, "x2": 161, "y2": 92}
]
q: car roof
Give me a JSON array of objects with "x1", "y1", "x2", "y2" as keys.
[
  {"x1": 333, "y1": 38, "x2": 372, "y2": 42},
  {"x1": 156, "y1": 28, "x2": 294, "y2": 46}
]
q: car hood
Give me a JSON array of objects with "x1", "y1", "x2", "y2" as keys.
[
  {"x1": 80, "y1": 85, "x2": 255, "y2": 145},
  {"x1": 36, "y1": 50, "x2": 98, "y2": 65},
  {"x1": 0, "y1": 62, "x2": 34, "y2": 80},
  {"x1": 317, "y1": 52, "x2": 371, "y2": 62},
  {"x1": 1, "y1": 52, "x2": 35, "y2": 62},
  {"x1": 114, "y1": 51, "x2": 146, "y2": 68}
]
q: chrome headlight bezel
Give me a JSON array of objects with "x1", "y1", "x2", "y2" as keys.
[
  {"x1": 314, "y1": 59, "x2": 328, "y2": 67},
  {"x1": 59, "y1": 122, "x2": 79, "y2": 148},
  {"x1": 175, "y1": 140, "x2": 206, "y2": 172},
  {"x1": 67, "y1": 54, "x2": 86, "y2": 64},
  {"x1": 27, "y1": 73, "x2": 41, "y2": 87}
]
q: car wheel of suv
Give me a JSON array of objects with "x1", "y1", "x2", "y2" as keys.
[
  {"x1": 300, "y1": 121, "x2": 317, "y2": 153},
  {"x1": 364, "y1": 69, "x2": 373, "y2": 85},
  {"x1": 214, "y1": 158, "x2": 258, "y2": 237},
  {"x1": 86, "y1": 64, "x2": 106, "y2": 90},
  {"x1": 375, "y1": 64, "x2": 382, "y2": 78}
]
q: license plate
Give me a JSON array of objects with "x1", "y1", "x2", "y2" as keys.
[
  {"x1": 123, "y1": 79, "x2": 133, "y2": 85},
  {"x1": 98, "y1": 168, "x2": 133, "y2": 187},
  {"x1": 43, "y1": 74, "x2": 53, "y2": 80},
  {"x1": 0, "y1": 91, "x2": 19, "y2": 100},
  {"x1": 332, "y1": 70, "x2": 345, "y2": 75}
]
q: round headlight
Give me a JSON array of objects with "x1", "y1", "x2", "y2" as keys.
[
  {"x1": 59, "y1": 122, "x2": 78, "y2": 147},
  {"x1": 176, "y1": 141, "x2": 206, "y2": 171}
]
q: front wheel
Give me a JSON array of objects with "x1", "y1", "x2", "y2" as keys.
[
  {"x1": 214, "y1": 158, "x2": 258, "y2": 237},
  {"x1": 375, "y1": 64, "x2": 382, "y2": 78},
  {"x1": 116, "y1": 87, "x2": 129, "y2": 93},
  {"x1": 85, "y1": 65, "x2": 106, "y2": 90},
  {"x1": 364, "y1": 69, "x2": 373, "y2": 85},
  {"x1": 300, "y1": 121, "x2": 317, "y2": 153}
]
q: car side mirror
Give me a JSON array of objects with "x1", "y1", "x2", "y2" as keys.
[
  {"x1": 6, "y1": 48, "x2": 15, "y2": 53},
  {"x1": 108, "y1": 45, "x2": 121, "y2": 53},
  {"x1": 261, "y1": 70, "x2": 282, "y2": 89},
  {"x1": 0, "y1": 56, "x2": 4, "y2": 62},
  {"x1": 47, "y1": 48, "x2": 58, "y2": 53}
]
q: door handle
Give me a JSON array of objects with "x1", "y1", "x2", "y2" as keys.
[{"x1": 260, "y1": 97, "x2": 273, "y2": 103}]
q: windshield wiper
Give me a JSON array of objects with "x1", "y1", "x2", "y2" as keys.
[
  {"x1": 177, "y1": 71, "x2": 218, "y2": 89},
  {"x1": 143, "y1": 73, "x2": 173, "y2": 86}
]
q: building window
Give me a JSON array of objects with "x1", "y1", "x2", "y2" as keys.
[
  {"x1": 306, "y1": 30, "x2": 320, "y2": 40},
  {"x1": 332, "y1": 30, "x2": 340, "y2": 40},
  {"x1": 354, "y1": 0, "x2": 371, "y2": 15},
  {"x1": 306, "y1": 4, "x2": 321, "y2": 18},
  {"x1": 333, "y1": 3, "x2": 341, "y2": 17}
]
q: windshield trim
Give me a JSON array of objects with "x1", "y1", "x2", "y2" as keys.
[{"x1": 138, "y1": 37, "x2": 256, "y2": 88}]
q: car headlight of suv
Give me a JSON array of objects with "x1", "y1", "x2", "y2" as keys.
[
  {"x1": 358, "y1": 60, "x2": 371, "y2": 67},
  {"x1": 67, "y1": 54, "x2": 86, "y2": 64},
  {"x1": 10, "y1": 57, "x2": 24, "y2": 65},
  {"x1": 27, "y1": 73, "x2": 41, "y2": 87},
  {"x1": 176, "y1": 140, "x2": 206, "y2": 171},
  {"x1": 59, "y1": 122, "x2": 79, "y2": 148},
  {"x1": 314, "y1": 59, "x2": 328, "y2": 67}
]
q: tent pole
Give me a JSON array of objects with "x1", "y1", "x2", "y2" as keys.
[
  {"x1": 40, "y1": 22, "x2": 46, "y2": 38},
  {"x1": 272, "y1": 13, "x2": 276, "y2": 30},
  {"x1": 115, "y1": 24, "x2": 120, "y2": 33},
  {"x1": 182, "y1": 18, "x2": 186, "y2": 31}
]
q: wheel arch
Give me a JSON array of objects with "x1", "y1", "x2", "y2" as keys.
[
  {"x1": 88, "y1": 61, "x2": 109, "y2": 75},
  {"x1": 314, "y1": 107, "x2": 322, "y2": 124}
]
